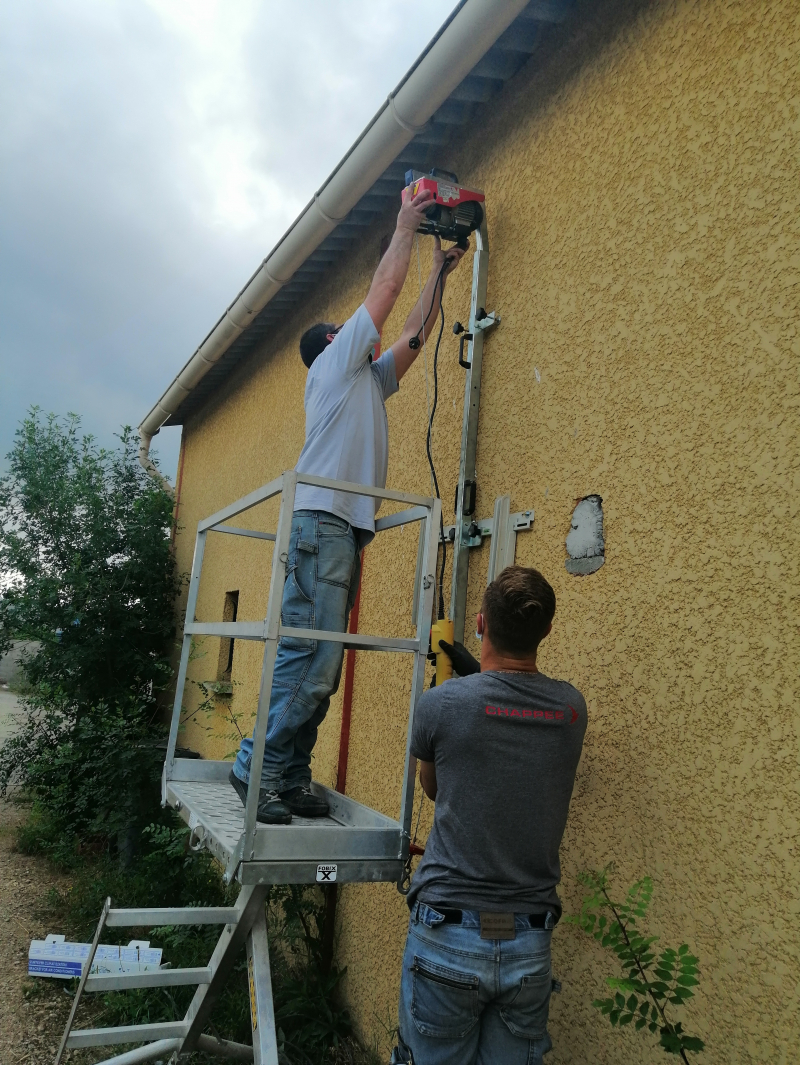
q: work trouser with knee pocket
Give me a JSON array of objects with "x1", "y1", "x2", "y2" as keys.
[
  {"x1": 398, "y1": 901, "x2": 555, "y2": 1065},
  {"x1": 234, "y1": 509, "x2": 362, "y2": 792}
]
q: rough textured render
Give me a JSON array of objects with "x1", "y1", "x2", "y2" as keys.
[{"x1": 168, "y1": 1, "x2": 799, "y2": 1061}]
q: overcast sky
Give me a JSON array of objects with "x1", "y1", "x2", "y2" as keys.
[{"x1": 0, "y1": 0, "x2": 456, "y2": 482}]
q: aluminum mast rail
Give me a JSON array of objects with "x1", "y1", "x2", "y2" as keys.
[{"x1": 63, "y1": 472, "x2": 439, "y2": 1063}]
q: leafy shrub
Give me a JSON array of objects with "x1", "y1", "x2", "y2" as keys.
[
  {"x1": 0, "y1": 411, "x2": 177, "y2": 703},
  {"x1": 3, "y1": 413, "x2": 354, "y2": 1062},
  {"x1": 0, "y1": 410, "x2": 179, "y2": 859},
  {"x1": 568, "y1": 866, "x2": 705, "y2": 1060},
  {"x1": 5, "y1": 695, "x2": 166, "y2": 865}
]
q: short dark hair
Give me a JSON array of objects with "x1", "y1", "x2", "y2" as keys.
[
  {"x1": 299, "y1": 322, "x2": 337, "y2": 369},
  {"x1": 481, "y1": 566, "x2": 556, "y2": 656}
]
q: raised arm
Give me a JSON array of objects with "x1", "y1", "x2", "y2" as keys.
[
  {"x1": 364, "y1": 188, "x2": 435, "y2": 334},
  {"x1": 390, "y1": 237, "x2": 468, "y2": 382}
]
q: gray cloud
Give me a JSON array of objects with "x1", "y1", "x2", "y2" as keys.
[{"x1": 0, "y1": 0, "x2": 455, "y2": 481}]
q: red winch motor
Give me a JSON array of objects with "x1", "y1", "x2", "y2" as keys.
[{"x1": 402, "y1": 168, "x2": 485, "y2": 247}]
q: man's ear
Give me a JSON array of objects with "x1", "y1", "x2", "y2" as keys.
[{"x1": 476, "y1": 612, "x2": 485, "y2": 638}]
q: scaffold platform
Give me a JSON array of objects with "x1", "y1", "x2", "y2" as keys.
[{"x1": 56, "y1": 471, "x2": 439, "y2": 1064}]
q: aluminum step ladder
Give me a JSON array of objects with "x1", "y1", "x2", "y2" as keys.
[{"x1": 56, "y1": 471, "x2": 440, "y2": 1064}]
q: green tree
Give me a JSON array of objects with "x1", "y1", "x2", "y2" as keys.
[{"x1": 0, "y1": 410, "x2": 180, "y2": 861}]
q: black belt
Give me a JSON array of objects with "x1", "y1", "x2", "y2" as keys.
[{"x1": 427, "y1": 906, "x2": 557, "y2": 929}]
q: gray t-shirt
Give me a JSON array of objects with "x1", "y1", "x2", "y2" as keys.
[
  {"x1": 293, "y1": 304, "x2": 399, "y2": 537},
  {"x1": 408, "y1": 670, "x2": 587, "y2": 916}
]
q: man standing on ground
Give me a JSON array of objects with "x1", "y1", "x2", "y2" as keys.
[
  {"x1": 396, "y1": 566, "x2": 587, "y2": 1065},
  {"x1": 230, "y1": 186, "x2": 467, "y2": 824}
]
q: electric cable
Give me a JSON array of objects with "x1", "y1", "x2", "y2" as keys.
[
  {"x1": 409, "y1": 254, "x2": 449, "y2": 352},
  {"x1": 425, "y1": 264, "x2": 448, "y2": 620},
  {"x1": 411, "y1": 252, "x2": 450, "y2": 620},
  {"x1": 412, "y1": 786, "x2": 425, "y2": 848},
  {"x1": 413, "y1": 246, "x2": 456, "y2": 620},
  {"x1": 415, "y1": 238, "x2": 435, "y2": 496}
]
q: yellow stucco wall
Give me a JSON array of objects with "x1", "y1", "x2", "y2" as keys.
[{"x1": 169, "y1": 1, "x2": 799, "y2": 1060}]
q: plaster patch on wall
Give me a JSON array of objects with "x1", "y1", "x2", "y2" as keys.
[{"x1": 565, "y1": 494, "x2": 605, "y2": 575}]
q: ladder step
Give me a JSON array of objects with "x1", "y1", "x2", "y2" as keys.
[
  {"x1": 196, "y1": 1033, "x2": 255, "y2": 1060},
  {"x1": 185, "y1": 621, "x2": 264, "y2": 641},
  {"x1": 184, "y1": 621, "x2": 420, "y2": 653},
  {"x1": 374, "y1": 504, "x2": 430, "y2": 531},
  {"x1": 209, "y1": 524, "x2": 276, "y2": 541},
  {"x1": 92, "y1": 1038, "x2": 182, "y2": 1065},
  {"x1": 68, "y1": 1021, "x2": 188, "y2": 1048},
  {"x1": 86, "y1": 966, "x2": 212, "y2": 991},
  {"x1": 279, "y1": 628, "x2": 419, "y2": 652},
  {"x1": 107, "y1": 906, "x2": 239, "y2": 926}
]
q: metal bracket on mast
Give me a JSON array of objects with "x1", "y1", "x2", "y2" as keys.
[{"x1": 442, "y1": 495, "x2": 534, "y2": 586}]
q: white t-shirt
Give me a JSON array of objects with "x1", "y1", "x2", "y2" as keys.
[{"x1": 293, "y1": 304, "x2": 399, "y2": 537}]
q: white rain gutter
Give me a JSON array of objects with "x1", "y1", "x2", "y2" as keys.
[{"x1": 139, "y1": 0, "x2": 531, "y2": 491}]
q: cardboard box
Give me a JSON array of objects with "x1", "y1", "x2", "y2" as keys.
[{"x1": 28, "y1": 934, "x2": 162, "y2": 980}]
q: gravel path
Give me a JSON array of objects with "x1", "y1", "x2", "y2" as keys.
[
  {"x1": 0, "y1": 799, "x2": 78, "y2": 1064},
  {"x1": 0, "y1": 687, "x2": 25, "y2": 745},
  {"x1": 0, "y1": 687, "x2": 98, "y2": 1064},
  {"x1": 0, "y1": 695, "x2": 370, "y2": 1064}
]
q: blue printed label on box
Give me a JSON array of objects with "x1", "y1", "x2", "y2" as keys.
[{"x1": 28, "y1": 935, "x2": 162, "y2": 980}]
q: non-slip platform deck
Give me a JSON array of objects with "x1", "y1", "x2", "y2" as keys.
[
  {"x1": 165, "y1": 760, "x2": 405, "y2": 878},
  {"x1": 169, "y1": 779, "x2": 348, "y2": 859}
]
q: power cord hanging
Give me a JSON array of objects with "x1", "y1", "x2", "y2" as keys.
[
  {"x1": 426, "y1": 268, "x2": 448, "y2": 621},
  {"x1": 410, "y1": 253, "x2": 451, "y2": 620},
  {"x1": 415, "y1": 238, "x2": 435, "y2": 497}
]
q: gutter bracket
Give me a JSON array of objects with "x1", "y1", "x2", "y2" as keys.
[
  {"x1": 313, "y1": 193, "x2": 348, "y2": 226},
  {"x1": 388, "y1": 93, "x2": 428, "y2": 134}
]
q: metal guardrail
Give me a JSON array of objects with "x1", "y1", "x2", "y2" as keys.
[{"x1": 60, "y1": 474, "x2": 440, "y2": 1063}]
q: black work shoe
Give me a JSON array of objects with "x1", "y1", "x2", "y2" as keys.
[
  {"x1": 278, "y1": 785, "x2": 330, "y2": 818},
  {"x1": 228, "y1": 770, "x2": 292, "y2": 825}
]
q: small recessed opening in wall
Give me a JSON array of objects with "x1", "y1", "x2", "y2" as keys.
[
  {"x1": 565, "y1": 495, "x2": 605, "y2": 575},
  {"x1": 217, "y1": 590, "x2": 239, "y2": 681}
]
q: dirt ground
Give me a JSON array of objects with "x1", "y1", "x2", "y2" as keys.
[
  {"x1": 0, "y1": 797, "x2": 78, "y2": 1064},
  {"x1": 0, "y1": 797, "x2": 378, "y2": 1065}
]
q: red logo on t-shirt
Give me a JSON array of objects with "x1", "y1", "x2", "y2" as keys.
[{"x1": 485, "y1": 705, "x2": 565, "y2": 721}]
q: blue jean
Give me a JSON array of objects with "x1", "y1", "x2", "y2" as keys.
[
  {"x1": 233, "y1": 510, "x2": 362, "y2": 791},
  {"x1": 398, "y1": 902, "x2": 554, "y2": 1065}
]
